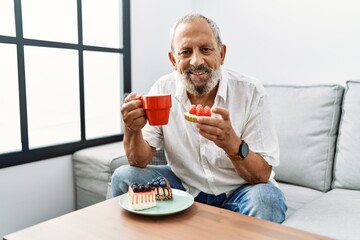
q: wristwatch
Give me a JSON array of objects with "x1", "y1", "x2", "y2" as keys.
[{"x1": 226, "y1": 140, "x2": 249, "y2": 161}]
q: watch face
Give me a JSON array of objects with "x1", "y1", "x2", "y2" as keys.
[{"x1": 240, "y1": 142, "x2": 249, "y2": 158}]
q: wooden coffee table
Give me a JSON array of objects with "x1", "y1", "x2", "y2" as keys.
[{"x1": 4, "y1": 196, "x2": 332, "y2": 240}]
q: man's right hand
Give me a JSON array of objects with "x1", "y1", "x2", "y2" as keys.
[{"x1": 121, "y1": 92, "x2": 147, "y2": 132}]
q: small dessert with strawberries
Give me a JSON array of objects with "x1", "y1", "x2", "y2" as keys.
[
  {"x1": 148, "y1": 176, "x2": 172, "y2": 200},
  {"x1": 128, "y1": 183, "x2": 156, "y2": 210},
  {"x1": 184, "y1": 104, "x2": 211, "y2": 122}
]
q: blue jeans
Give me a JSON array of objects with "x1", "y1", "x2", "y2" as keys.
[{"x1": 111, "y1": 165, "x2": 287, "y2": 223}]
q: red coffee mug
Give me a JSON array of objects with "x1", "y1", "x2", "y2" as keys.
[{"x1": 140, "y1": 94, "x2": 172, "y2": 126}]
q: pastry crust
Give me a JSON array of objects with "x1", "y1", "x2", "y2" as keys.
[{"x1": 184, "y1": 112, "x2": 200, "y2": 122}]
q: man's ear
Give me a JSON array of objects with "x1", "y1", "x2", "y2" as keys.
[
  {"x1": 220, "y1": 44, "x2": 227, "y2": 65},
  {"x1": 168, "y1": 52, "x2": 177, "y2": 70}
]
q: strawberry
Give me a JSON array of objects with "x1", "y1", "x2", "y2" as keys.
[
  {"x1": 189, "y1": 104, "x2": 197, "y2": 114},
  {"x1": 196, "y1": 104, "x2": 203, "y2": 110},
  {"x1": 188, "y1": 104, "x2": 211, "y2": 116},
  {"x1": 203, "y1": 106, "x2": 211, "y2": 116},
  {"x1": 196, "y1": 107, "x2": 205, "y2": 116}
]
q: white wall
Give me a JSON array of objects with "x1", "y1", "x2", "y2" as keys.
[
  {"x1": 132, "y1": 0, "x2": 360, "y2": 94},
  {"x1": 0, "y1": 156, "x2": 75, "y2": 238},
  {"x1": 196, "y1": 0, "x2": 360, "y2": 85}
]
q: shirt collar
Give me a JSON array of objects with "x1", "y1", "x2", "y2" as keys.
[
  {"x1": 174, "y1": 72, "x2": 188, "y2": 106},
  {"x1": 216, "y1": 67, "x2": 228, "y2": 103}
]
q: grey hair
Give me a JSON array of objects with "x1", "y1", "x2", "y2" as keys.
[{"x1": 170, "y1": 14, "x2": 222, "y2": 54}]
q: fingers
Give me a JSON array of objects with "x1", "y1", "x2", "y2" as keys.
[
  {"x1": 196, "y1": 107, "x2": 236, "y2": 150},
  {"x1": 197, "y1": 119, "x2": 229, "y2": 142},
  {"x1": 211, "y1": 107, "x2": 230, "y2": 120},
  {"x1": 121, "y1": 92, "x2": 142, "y2": 114},
  {"x1": 196, "y1": 106, "x2": 227, "y2": 126},
  {"x1": 121, "y1": 92, "x2": 147, "y2": 131},
  {"x1": 123, "y1": 92, "x2": 141, "y2": 104}
]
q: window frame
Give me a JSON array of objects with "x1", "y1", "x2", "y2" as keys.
[{"x1": 0, "y1": 0, "x2": 131, "y2": 168}]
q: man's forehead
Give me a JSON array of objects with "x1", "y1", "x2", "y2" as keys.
[
  {"x1": 175, "y1": 18, "x2": 210, "y2": 34},
  {"x1": 175, "y1": 37, "x2": 215, "y2": 50},
  {"x1": 173, "y1": 20, "x2": 216, "y2": 46}
]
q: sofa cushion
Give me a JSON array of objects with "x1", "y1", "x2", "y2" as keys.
[
  {"x1": 265, "y1": 84, "x2": 344, "y2": 192},
  {"x1": 73, "y1": 142, "x2": 126, "y2": 209},
  {"x1": 278, "y1": 182, "x2": 323, "y2": 219},
  {"x1": 333, "y1": 80, "x2": 360, "y2": 190},
  {"x1": 283, "y1": 189, "x2": 360, "y2": 240}
]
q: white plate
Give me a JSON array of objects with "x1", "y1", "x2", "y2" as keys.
[{"x1": 119, "y1": 189, "x2": 194, "y2": 216}]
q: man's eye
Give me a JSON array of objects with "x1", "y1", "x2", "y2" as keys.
[
  {"x1": 202, "y1": 48, "x2": 212, "y2": 53},
  {"x1": 179, "y1": 50, "x2": 191, "y2": 56},
  {"x1": 180, "y1": 50, "x2": 190, "y2": 55}
]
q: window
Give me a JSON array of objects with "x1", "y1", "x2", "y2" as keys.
[{"x1": 0, "y1": 0, "x2": 131, "y2": 168}]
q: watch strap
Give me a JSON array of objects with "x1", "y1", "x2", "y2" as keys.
[{"x1": 226, "y1": 140, "x2": 249, "y2": 161}]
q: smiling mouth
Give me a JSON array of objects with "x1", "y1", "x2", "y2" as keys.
[
  {"x1": 185, "y1": 65, "x2": 211, "y2": 76},
  {"x1": 190, "y1": 70, "x2": 207, "y2": 76}
]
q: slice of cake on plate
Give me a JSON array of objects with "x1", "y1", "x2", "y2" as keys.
[
  {"x1": 128, "y1": 183, "x2": 156, "y2": 210},
  {"x1": 127, "y1": 176, "x2": 172, "y2": 211},
  {"x1": 148, "y1": 176, "x2": 173, "y2": 200}
]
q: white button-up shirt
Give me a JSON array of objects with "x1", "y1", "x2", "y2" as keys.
[{"x1": 142, "y1": 68, "x2": 279, "y2": 197}]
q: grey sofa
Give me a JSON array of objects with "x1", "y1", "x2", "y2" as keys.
[{"x1": 73, "y1": 80, "x2": 360, "y2": 240}]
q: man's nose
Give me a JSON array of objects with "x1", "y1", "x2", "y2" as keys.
[{"x1": 189, "y1": 50, "x2": 205, "y2": 66}]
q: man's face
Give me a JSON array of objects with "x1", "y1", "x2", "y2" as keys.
[{"x1": 169, "y1": 18, "x2": 226, "y2": 95}]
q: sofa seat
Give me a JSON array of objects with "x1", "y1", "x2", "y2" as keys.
[
  {"x1": 278, "y1": 182, "x2": 324, "y2": 219},
  {"x1": 283, "y1": 189, "x2": 360, "y2": 239}
]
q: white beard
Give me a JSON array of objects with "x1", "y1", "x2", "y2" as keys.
[{"x1": 178, "y1": 67, "x2": 221, "y2": 96}]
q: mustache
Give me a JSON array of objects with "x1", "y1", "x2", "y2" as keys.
[{"x1": 184, "y1": 65, "x2": 212, "y2": 74}]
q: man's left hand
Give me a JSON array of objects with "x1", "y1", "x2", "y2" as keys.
[{"x1": 196, "y1": 107, "x2": 241, "y2": 155}]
